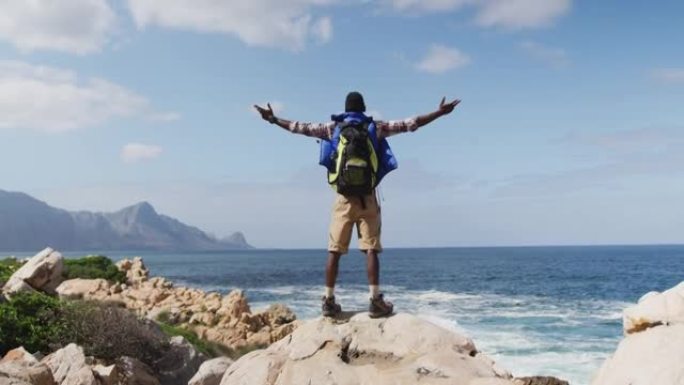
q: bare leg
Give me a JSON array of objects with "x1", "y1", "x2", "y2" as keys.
[
  {"x1": 366, "y1": 249, "x2": 379, "y2": 286},
  {"x1": 366, "y1": 249, "x2": 392, "y2": 317},
  {"x1": 326, "y1": 251, "x2": 342, "y2": 289}
]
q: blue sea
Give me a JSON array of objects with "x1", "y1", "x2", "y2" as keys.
[{"x1": 7, "y1": 246, "x2": 684, "y2": 385}]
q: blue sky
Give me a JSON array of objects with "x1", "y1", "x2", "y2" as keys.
[{"x1": 1, "y1": 0, "x2": 684, "y2": 248}]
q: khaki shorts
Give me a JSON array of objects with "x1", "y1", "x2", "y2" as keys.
[{"x1": 328, "y1": 193, "x2": 382, "y2": 254}]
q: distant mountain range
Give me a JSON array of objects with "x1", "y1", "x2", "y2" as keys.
[{"x1": 0, "y1": 189, "x2": 252, "y2": 251}]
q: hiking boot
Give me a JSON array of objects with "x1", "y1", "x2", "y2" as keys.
[
  {"x1": 322, "y1": 295, "x2": 342, "y2": 317},
  {"x1": 369, "y1": 293, "x2": 394, "y2": 318}
]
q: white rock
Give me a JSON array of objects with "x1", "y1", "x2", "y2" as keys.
[
  {"x1": 591, "y1": 323, "x2": 684, "y2": 385},
  {"x1": 116, "y1": 257, "x2": 149, "y2": 286},
  {"x1": 623, "y1": 281, "x2": 684, "y2": 334},
  {"x1": 42, "y1": 344, "x2": 98, "y2": 385},
  {"x1": 2, "y1": 247, "x2": 64, "y2": 295},
  {"x1": 188, "y1": 357, "x2": 234, "y2": 385},
  {"x1": 220, "y1": 313, "x2": 511, "y2": 385},
  {"x1": 55, "y1": 278, "x2": 111, "y2": 300},
  {"x1": 0, "y1": 347, "x2": 56, "y2": 385},
  {"x1": 92, "y1": 364, "x2": 118, "y2": 385}
]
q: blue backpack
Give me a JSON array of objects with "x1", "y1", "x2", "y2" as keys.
[{"x1": 319, "y1": 112, "x2": 398, "y2": 195}]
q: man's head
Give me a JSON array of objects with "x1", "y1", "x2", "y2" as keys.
[{"x1": 345, "y1": 91, "x2": 366, "y2": 113}]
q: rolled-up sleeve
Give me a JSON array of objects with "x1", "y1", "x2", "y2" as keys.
[
  {"x1": 288, "y1": 121, "x2": 335, "y2": 140},
  {"x1": 375, "y1": 117, "x2": 419, "y2": 138}
]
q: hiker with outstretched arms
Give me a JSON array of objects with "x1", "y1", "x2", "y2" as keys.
[{"x1": 255, "y1": 92, "x2": 460, "y2": 318}]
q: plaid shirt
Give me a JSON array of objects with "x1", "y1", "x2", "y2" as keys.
[{"x1": 287, "y1": 117, "x2": 419, "y2": 140}]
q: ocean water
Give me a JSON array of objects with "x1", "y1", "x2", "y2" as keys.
[{"x1": 9, "y1": 246, "x2": 684, "y2": 384}]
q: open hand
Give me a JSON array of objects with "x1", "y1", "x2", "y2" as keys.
[
  {"x1": 254, "y1": 103, "x2": 275, "y2": 122},
  {"x1": 438, "y1": 97, "x2": 461, "y2": 115}
]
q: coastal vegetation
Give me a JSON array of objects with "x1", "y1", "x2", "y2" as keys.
[
  {"x1": 0, "y1": 257, "x2": 22, "y2": 286},
  {"x1": 0, "y1": 292, "x2": 166, "y2": 366},
  {"x1": 0, "y1": 254, "x2": 235, "y2": 365},
  {"x1": 62, "y1": 255, "x2": 126, "y2": 283}
]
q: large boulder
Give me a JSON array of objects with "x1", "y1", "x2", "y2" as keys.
[
  {"x1": 591, "y1": 323, "x2": 684, "y2": 385},
  {"x1": 0, "y1": 347, "x2": 56, "y2": 385},
  {"x1": 55, "y1": 278, "x2": 112, "y2": 300},
  {"x1": 114, "y1": 357, "x2": 160, "y2": 385},
  {"x1": 2, "y1": 247, "x2": 64, "y2": 296},
  {"x1": 42, "y1": 344, "x2": 98, "y2": 385},
  {"x1": 154, "y1": 336, "x2": 207, "y2": 385},
  {"x1": 188, "y1": 357, "x2": 234, "y2": 385},
  {"x1": 261, "y1": 304, "x2": 297, "y2": 326},
  {"x1": 623, "y1": 281, "x2": 684, "y2": 334},
  {"x1": 591, "y1": 281, "x2": 684, "y2": 385},
  {"x1": 220, "y1": 313, "x2": 513, "y2": 385}
]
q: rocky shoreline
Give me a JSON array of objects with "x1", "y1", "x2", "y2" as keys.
[
  {"x1": 2, "y1": 248, "x2": 682, "y2": 385},
  {"x1": 56, "y1": 256, "x2": 297, "y2": 350}
]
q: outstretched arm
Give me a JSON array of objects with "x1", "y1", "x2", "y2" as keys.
[
  {"x1": 254, "y1": 103, "x2": 292, "y2": 130},
  {"x1": 254, "y1": 103, "x2": 333, "y2": 140},
  {"x1": 415, "y1": 97, "x2": 460, "y2": 128},
  {"x1": 377, "y1": 97, "x2": 461, "y2": 138}
]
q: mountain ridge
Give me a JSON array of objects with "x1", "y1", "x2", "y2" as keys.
[{"x1": 0, "y1": 189, "x2": 252, "y2": 251}]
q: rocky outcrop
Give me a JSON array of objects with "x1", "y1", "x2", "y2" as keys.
[
  {"x1": 2, "y1": 247, "x2": 64, "y2": 296},
  {"x1": 622, "y1": 282, "x2": 684, "y2": 334},
  {"x1": 0, "y1": 347, "x2": 56, "y2": 385},
  {"x1": 116, "y1": 258, "x2": 149, "y2": 286},
  {"x1": 114, "y1": 357, "x2": 160, "y2": 385},
  {"x1": 56, "y1": 257, "x2": 298, "y2": 350},
  {"x1": 42, "y1": 344, "x2": 98, "y2": 385},
  {"x1": 219, "y1": 313, "x2": 514, "y2": 385},
  {"x1": 55, "y1": 278, "x2": 112, "y2": 300},
  {"x1": 155, "y1": 336, "x2": 207, "y2": 385},
  {"x1": 188, "y1": 357, "x2": 234, "y2": 385},
  {"x1": 591, "y1": 281, "x2": 684, "y2": 385}
]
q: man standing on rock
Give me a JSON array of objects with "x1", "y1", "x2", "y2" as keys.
[{"x1": 255, "y1": 92, "x2": 460, "y2": 318}]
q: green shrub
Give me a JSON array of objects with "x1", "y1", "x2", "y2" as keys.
[
  {"x1": 0, "y1": 292, "x2": 67, "y2": 355},
  {"x1": 60, "y1": 301, "x2": 166, "y2": 366},
  {"x1": 0, "y1": 258, "x2": 23, "y2": 286},
  {"x1": 0, "y1": 292, "x2": 166, "y2": 368},
  {"x1": 63, "y1": 255, "x2": 126, "y2": 284}
]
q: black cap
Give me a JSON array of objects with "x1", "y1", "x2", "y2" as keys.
[{"x1": 345, "y1": 91, "x2": 366, "y2": 113}]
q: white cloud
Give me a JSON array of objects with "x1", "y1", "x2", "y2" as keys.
[
  {"x1": 0, "y1": 0, "x2": 116, "y2": 54},
  {"x1": 416, "y1": 45, "x2": 470, "y2": 74},
  {"x1": 312, "y1": 16, "x2": 333, "y2": 44},
  {"x1": 652, "y1": 68, "x2": 684, "y2": 84},
  {"x1": 385, "y1": 0, "x2": 571, "y2": 29},
  {"x1": 520, "y1": 40, "x2": 570, "y2": 68},
  {"x1": 0, "y1": 60, "x2": 177, "y2": 133},
  {"x1": 386, "y1": 0, "x2": 473, "y2": 12},
  {"x1": 126, "y1": 0, "x2": 337, "y2": 51},
  {"x1": 121, "y1": 143, "x2": 163, "y2": 163},
  {"x1": 475, "y1": 0, "x2": 571, "y2": 29}
]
